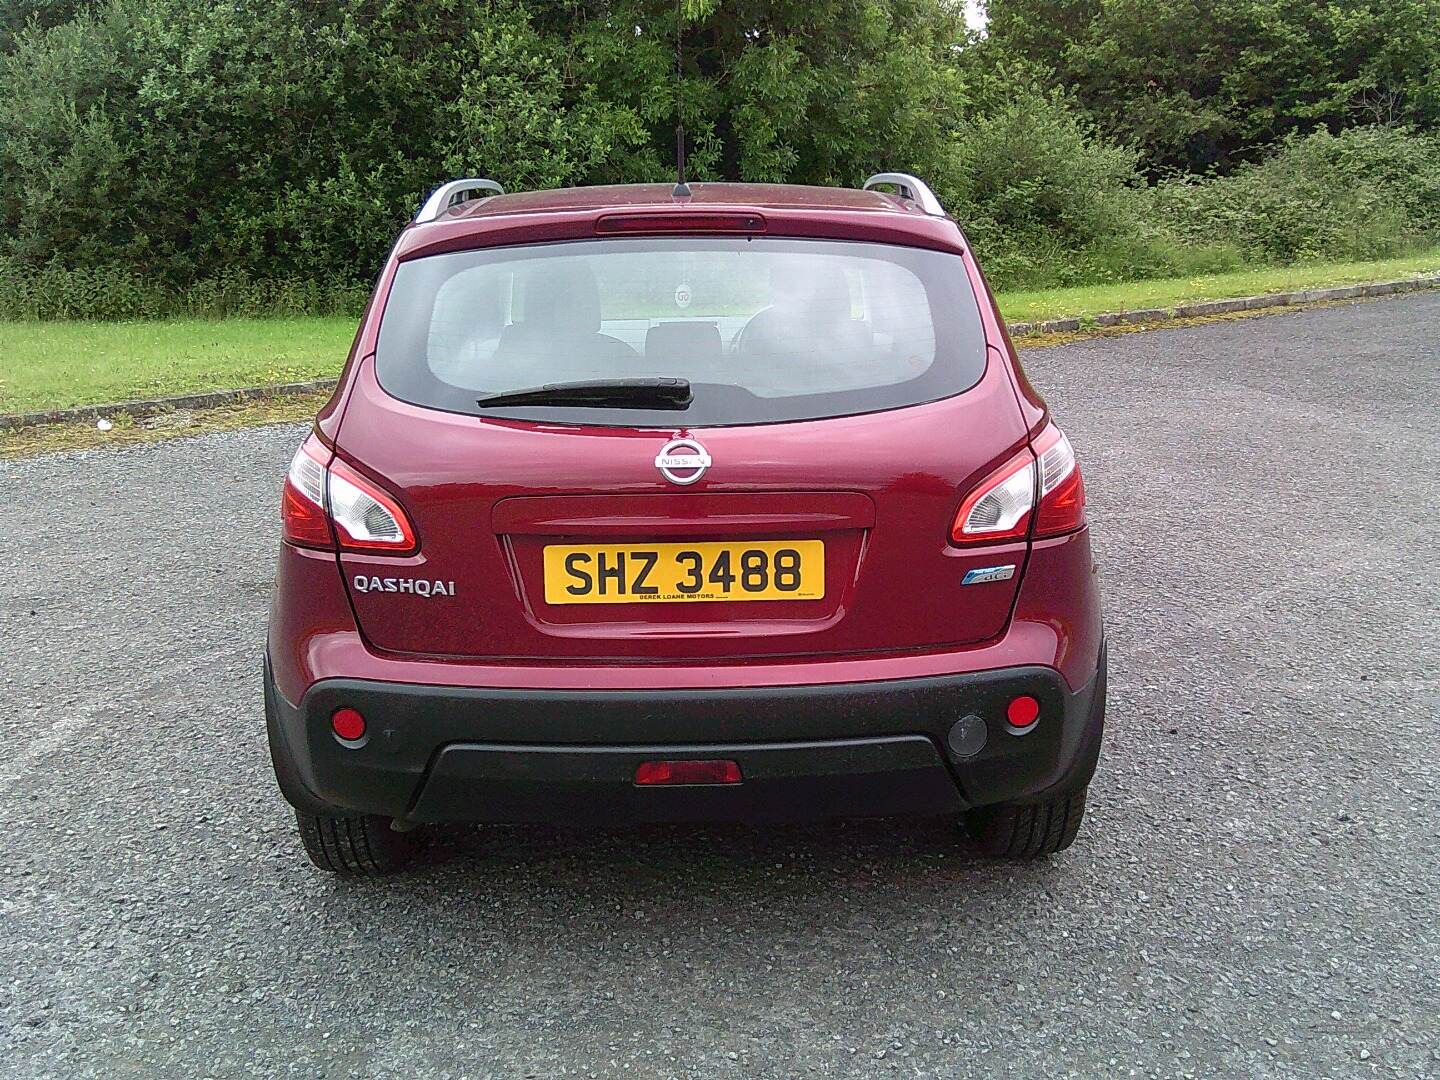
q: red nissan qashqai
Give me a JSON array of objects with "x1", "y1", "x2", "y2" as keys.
[{"x1": 265, "y1": 174, "x2": 1105, "y2": 875}]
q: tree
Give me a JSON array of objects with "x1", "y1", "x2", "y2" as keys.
[
  {"x1": 984, "y1": 0, "x2": 1440, "y2": 172},
  {"x1": 0, "y1": 0, "x2": 978, "y2": 288},
  {"x1": 1, "y1": 1, "x2": 95, "y2": 50},
  {"x1": 538, "y1": 0, "x2": 970, "y2": 185}
]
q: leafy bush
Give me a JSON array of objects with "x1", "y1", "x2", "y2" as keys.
[
  {"x1": 941, "y1": 120, "x2": 1440, "y2": 291},
  {"x1": 0, "y1": 259, "x2": 367, "y2": 320},
  {"x1": 1152, "y1": 126, "x2": 1440, "y2": 263},
  {"x1": 0, "y1": 261, "x2": 163, "y2": 321},
  {"x1": 981, "y1": 0, "x2": 1440, "y2": 175},
  {"x1": 929, "y1": 88, "x2": 1146, "y2": 287},
  {"x1": 0, "y1": 0, "x2": 659, "y2": 302}
]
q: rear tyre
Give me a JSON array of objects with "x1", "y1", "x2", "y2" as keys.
[
  {"x1": 964, "y1": 786, "x2": 1088, "y2": 858},
  {"x1": 296, "y1": 811, "x2": 418, "y2": 876}
]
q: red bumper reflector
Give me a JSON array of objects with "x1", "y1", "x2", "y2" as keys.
[
  {"x1": 331, "y1": 707, "x2": 367, "y2": 741},
  {"x1": 634, "y1": 759, "x2": 743, "y2": 786},
  {"x1": 1006, "y1": 695, "x2": 1041, "y2": 728}
]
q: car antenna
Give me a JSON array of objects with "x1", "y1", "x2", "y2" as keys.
[{"x1": 672, "y1": 0, "x2": 691, "y2": 198}]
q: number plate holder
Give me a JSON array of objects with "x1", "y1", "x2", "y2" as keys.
[{"x1": 541, "y1": 540, "x2": 825, "y2": 605}]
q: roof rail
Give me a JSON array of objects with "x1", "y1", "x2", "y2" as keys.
[
  {"x1": 863, "y1": 173, "x2": 945, "y2": 217},
  {"x1": 415, "y1": 178, "x2": 505, "y2": 223}
]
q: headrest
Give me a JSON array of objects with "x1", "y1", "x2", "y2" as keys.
[
  {"x1": 518, "y1": 261, "x2": 601, "y2": 334},
  {"x1": 645, "y1": 321, "x2": 722, "y2": 367},
  {"x1": 771, "y1": 258, "x2": 852, "y2": 321}
]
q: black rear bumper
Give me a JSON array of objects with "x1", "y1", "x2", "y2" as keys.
[
  {"x1": 264, "y1": 650, "x2": 1106, "y2": 826},
  {"x1": 412, "y1": 736, "x2": 964, "y2": 824}
]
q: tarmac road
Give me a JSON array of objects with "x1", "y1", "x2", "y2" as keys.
[{"x1": 2, "y1": 294, "x2": 1438, "y2": 1078}]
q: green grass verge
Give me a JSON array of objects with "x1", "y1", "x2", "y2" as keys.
[
  {"x1": 3, "y1": 250, "x2": 1438, "y2": 414},
  {"x1": 0, "y1": 316, "x2": 355, "y2": 414},
  {"x1": 997, "y1": 249, "x2": 1440, "y2": 324}
]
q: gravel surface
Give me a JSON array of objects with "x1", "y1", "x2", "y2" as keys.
[{"x1": 3, "y1": 296, "x2": 1438, "y2": 1079}]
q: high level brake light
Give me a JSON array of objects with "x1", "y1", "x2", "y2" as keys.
[
  {"x1": 594, "y1": 211, "x2": 767, "y2": 235},
  {"x1": 281, "y1": 434, "x2": 418, "y2": 555},
  {"x1": 950, "y1": 422, "x2": 1086, "y2": 544}
]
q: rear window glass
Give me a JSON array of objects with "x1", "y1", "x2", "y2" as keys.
[{"x1": 375, "y1": 237, "x2": 986, "y2": 426}]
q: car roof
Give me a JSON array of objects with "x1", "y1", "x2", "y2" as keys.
[{"x1": 441, "y1": 182, "x2": 932, "y2": 220}]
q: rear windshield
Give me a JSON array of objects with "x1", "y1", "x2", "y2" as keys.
[{"x1": 374, "y1": 236, "x2": 986, "y2": 426}]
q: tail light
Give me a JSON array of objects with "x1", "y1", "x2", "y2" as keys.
[
  {"x1": 951, "y1": 447, "x2": 1035, "y2": 544},
  {"x1": 281, "y1": 437, "x2": 332, "y2": 548},
  {"x1": 1031, "y1": 424, "x2": 1086, "y2": 538},
  {"x1": 281, "y1": 434, "x2": 417, "y2": 555},
  {"x1": 950, "y1": 422, "x2": 1086, "y2": 544}
]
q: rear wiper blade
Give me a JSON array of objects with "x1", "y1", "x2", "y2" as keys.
[{"x1": 476, "y1": 377, "x2": 692, "y2": 410}]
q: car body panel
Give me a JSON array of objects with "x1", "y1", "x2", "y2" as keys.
[
  {"x1": 331, "y1": 346, "x2": 1031, "y2": 660},
  {"x1": 268, "y1": 525, "x2": 1100, "y2": 705}
]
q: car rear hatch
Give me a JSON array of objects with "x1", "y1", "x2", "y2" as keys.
[{"x1": 331, "y1": 232, "x2": 1030, "y2": 662}]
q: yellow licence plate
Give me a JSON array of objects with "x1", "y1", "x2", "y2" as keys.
[{"x1": 542, "y1": 540, "x2": 825, "y2": 605}]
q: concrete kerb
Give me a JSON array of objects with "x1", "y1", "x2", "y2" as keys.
[{"x1": 1006, "y1": 272, "x2": 1438, "y2": 340}]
